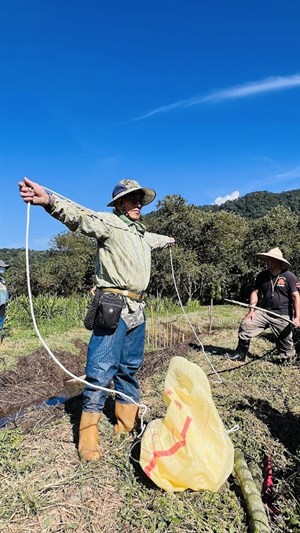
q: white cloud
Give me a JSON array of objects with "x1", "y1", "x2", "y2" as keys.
[
  {"x1": 214, "y1": 191, "x2": 240, "y2": 206},
  {"x1": 135, "y1": 73, "x2": 300, "y2": 120}
]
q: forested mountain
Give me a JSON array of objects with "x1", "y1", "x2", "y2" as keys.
[
  {"x1": 0, "y1": 248, "x2": 49, "y2": 265},
  {"x1": 201, "y1": 189, "x2": 300, "y2": 218}
]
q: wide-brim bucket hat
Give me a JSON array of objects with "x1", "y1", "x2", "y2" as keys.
[
  {"x1": 256, "y1": 247, "x2": 291, "y2": 267},
  {"x1": 0, "y1": 260, "x2": 10, "y2": 269},
  {"x1": 107, "y1": 179, "x2": 156, "y2": 207}
]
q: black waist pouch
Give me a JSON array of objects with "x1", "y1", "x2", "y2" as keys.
[
  {"x1": 96, "y1": 292, "x2": 126, "y2": 330},
  {"x1": 84, "y1": 288, "x2": 101, "y2": 330},
  {"x1": 84, "y1": 289, "x2": 125, "y2": 331}
]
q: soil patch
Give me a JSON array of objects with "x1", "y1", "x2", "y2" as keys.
[
  {"x1": 0, "y1": 339, "x2": 87, "y2": 418},
  {"x1": 0, "y1": 339, "x2": 190, "y2": 419}
]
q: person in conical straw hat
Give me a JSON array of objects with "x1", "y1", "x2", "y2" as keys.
[
  {"x1": 19, "y1": 176, "x2": 175, "y2": 461},
  {"x1": 227, "y1": 247, "x2": 300, "y2": 364}
]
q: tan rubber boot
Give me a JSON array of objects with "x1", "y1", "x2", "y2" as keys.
[
  {"x1": 114, "y1": 402, "x2": 139, "y2": 433},
  {"x1": 78, "y1": 412, "x2": 102, "y2": 461}
]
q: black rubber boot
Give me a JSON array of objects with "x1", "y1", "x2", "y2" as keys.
[{"x1": 227, "y1": 339, "x2": 250, "y2": 361}]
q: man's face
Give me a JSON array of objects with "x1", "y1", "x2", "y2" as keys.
[
  {"x1": 266, "y1": 257, "x2": 282, "y2": 272},
  {"x1": 119, "y1": 191, "x2": 144, "y2": 221}
]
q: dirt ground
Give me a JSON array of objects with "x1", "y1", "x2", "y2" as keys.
[{"x1": 0, "y1": 339, "x2": 189, "y2": 420}]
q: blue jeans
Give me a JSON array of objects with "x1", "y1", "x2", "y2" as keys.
[{"x1": 83, "y1": 318, "x2": 146, "y2": 412}]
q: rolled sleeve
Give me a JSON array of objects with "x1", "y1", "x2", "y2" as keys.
[{"x1": 144, "y1": 231, "x2": 171, "y2": 250}]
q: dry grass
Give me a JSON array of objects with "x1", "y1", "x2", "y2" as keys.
[{"x1": 0, "y1": 308, "x2": 299, "y2": 532}]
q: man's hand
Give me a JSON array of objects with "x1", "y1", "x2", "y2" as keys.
[
  {"x1": 293, "y1": 317, "x2": 300, "y2": 328},
  {"x1": 243, "y1": 310, "x2": 254, "y2": 321},
  {"x1": 168, "y1": 237, "x2": 176, "y2": 246},
  {"x1": 18, "y1": 177, "x2": 50, "y2": 206}
]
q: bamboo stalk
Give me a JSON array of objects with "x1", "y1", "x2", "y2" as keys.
[
  {"x1": 166, "y1": 321, "x2": 169, "y2": 348},
  {"x1": 234, "y1": 449, "x2": 271, "y2": 533},
  {"x1": 225, "y1": 299, "x2": 295, "y2": 326},
  {"x1": 208, "y1": 298, "x2": 213, "y2": 335}
]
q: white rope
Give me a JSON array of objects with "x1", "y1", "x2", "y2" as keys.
[
  {"x1": 169, "y1": 248, "x2": 223, "y2": 383},
  {"x1": 25, "y1": 198, "x2": 147, "y2": 436},
  {"x1": 227, "y1": 424, "x2": 240, "y2": 434}
]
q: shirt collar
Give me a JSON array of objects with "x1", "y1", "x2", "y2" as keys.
[{"x1": 114, "y1": 210, "x2": 145, "y2": 234}]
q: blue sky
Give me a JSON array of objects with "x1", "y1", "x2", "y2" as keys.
[{"x1": 1, "y1": 0, "x2": 299, "y2": 250}]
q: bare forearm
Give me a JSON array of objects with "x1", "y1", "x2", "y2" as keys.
[
  {"x1": 243, "y1": 290, "x2": 258, "y2": 320},
  {"x1": 292, "y1": 291, "x2": 300, "y2": 319},
  {"x1": 249, "y1": 290, "x2": 258, "y2": 307}
]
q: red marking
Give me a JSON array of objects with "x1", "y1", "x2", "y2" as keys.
[
  {"x1": 262, "y1": 455, "x2": 273, "y2": 492},
  {"x1": 277, "y1": 278, "x2": 286, "y2": 286},
  {"x1": 174, "y1": 400, "x2": 182, "y2": 410},
  {"x1": 144, "y1": 416, "x2": 192, "y2": 478},
  {"x1": 262, "y1": 454, "x2": 280, "y2": 515}
]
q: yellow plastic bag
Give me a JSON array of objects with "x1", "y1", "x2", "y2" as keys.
[{"x1": 140, "y1": 356, "x2": 234, "y2": 492}]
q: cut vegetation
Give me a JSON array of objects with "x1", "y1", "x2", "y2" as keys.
[{"x1": 0, "y1": 306, "x2": 299, "y2": 532}]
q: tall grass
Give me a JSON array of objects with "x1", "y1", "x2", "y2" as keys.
[
  {"x1": 4, "y1": 294, "x2": 242, "y2": 343},
  {"x1": 4, "y1": 294, "x2": 89, "y2": 338},
  {"x1": 145, "y1": 296, "x2": 202, "y2": 317},
  {"x1": 6, "y1": 295, "x2": 194, "y2": 337}
]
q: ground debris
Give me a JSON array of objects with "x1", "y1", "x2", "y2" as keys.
[{"x1": 0, "y1": 340, "x2": 87, "y2": 418}]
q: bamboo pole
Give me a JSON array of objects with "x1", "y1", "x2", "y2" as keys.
[
  {"x1": 234, "y1": 449, "x2": 271, "y2": 533},
  {"x1": 166, "y1": 320, "x2": 169, "y2": 348},
  {"x1": 208, "y1": 298, "x2": 213, "y2": 335},
  {"x1": 225, "y1": 299, "x2": 295, "y2": 326}
]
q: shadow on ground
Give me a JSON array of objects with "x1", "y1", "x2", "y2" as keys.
[{"x1": 235, "y1": 396, "x2": 300, "y2": 455}]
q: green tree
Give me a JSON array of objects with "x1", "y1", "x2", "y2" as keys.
[
  {"x1": 150, "y1": 246, "x2": 201, "y2": 303},
  {"x1": 146, "y1": 194, "x2": 210, "y2": 251},
  {"x1": 6, "y1": 249, "x2": 50, "y2": 298},
  {"x1": 246, "y1": 206, "x2": 300, "y2": 278},
  {"x1": 147, "y1": 196, "x2": 250, "y2": 303},
  {"x1": 46, "y1": 231, "x2": 96, "y2": 295}
]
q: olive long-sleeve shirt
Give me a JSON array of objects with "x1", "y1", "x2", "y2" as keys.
[{"x1": 47, "y1": 196, "x2": 170, "y2": 310}]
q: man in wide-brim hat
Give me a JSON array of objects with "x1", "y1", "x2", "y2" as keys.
[
  {"x1": 19, "y1": 176, "x2": 175, "y2": 461},
  {"x1": 0, "y1": 260, "x2": 10, "y2": 345},
  {"x1": 228, "y1": 247, "x2": 300, "y2": 363},
  {"x1": 0, "y1": 260, "x2": 10, "y2": 270}
]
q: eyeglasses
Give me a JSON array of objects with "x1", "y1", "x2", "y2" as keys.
[{"x1": 124, "y1": 191, "x2": 145, "y2": 205}]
